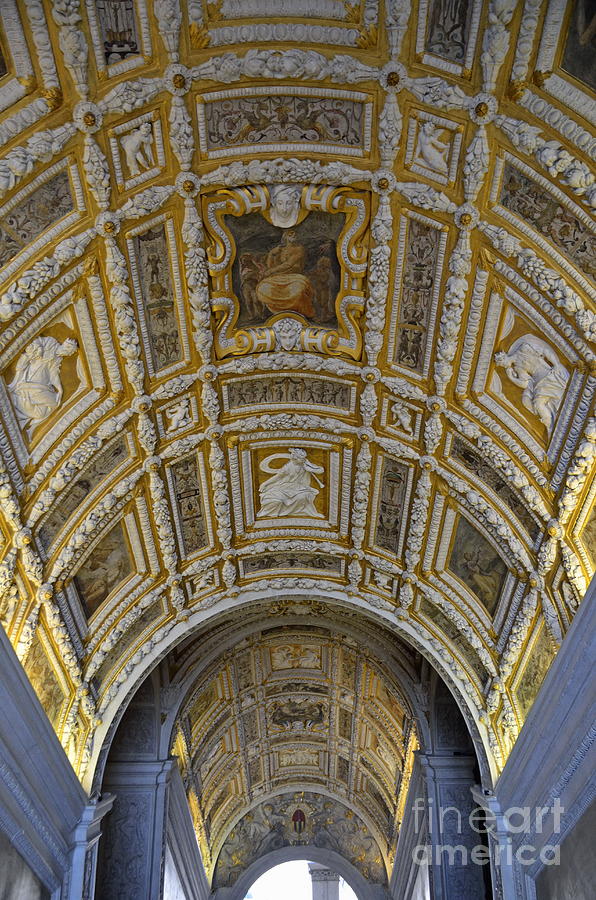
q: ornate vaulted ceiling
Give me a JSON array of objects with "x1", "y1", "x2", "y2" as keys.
[
  {"x1": 164, "y1": 603, "x2": 422, "y2": 883},
  {"x1": 0, "y1": 0, "x2": 594, "y2": 874}
]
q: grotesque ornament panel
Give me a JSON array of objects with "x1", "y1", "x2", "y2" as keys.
[
  {"x1": 199, "y1": 89, "x2": 371, "y2": 158},
  {"x1": 499, "y1": 163, "x2": 596, "y2": 281},
  {"x1": 131, "y1": 224, "x2": 183, "y2": 373},
  {"x1": 0, "y1": 171, "x2": 74, "y2": 269},
  {"x1": 38, "y1": 435, "x2": 130, "y2": 550},
  {"x1": 450, "y1": 436, "x2": 539, "y2": 539},
  {"x1": 373, "y1": 456, "x2": 410, "y2": 556},
  {"x1": 241, "y1": 552, "x2": 342, "y2": 578},
  {"x1": 169, "y1": 454, "x2": 208, "y2": 557},
  {"x1": 94, "y1": 0, "x2": 141, "y2": 65},
  {"x1": 423, "y1": 0, "x2": 473, "y2": 64},
  {"x1": 390, "y1": 215, "x2": 445, "y2": 375}
]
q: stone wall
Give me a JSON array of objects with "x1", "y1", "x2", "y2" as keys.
[{"x1": 0, "y1": 829, "x2": 49, "y2": 900}]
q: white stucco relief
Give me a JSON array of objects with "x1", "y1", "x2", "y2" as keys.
[
  {"x1": 257, "y1": 448, "x2": 324, "y2": 518},
  {"x1": 8, "y1": 336, "x2": 78, "y2": 436}
]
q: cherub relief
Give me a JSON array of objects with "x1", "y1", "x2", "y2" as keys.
[{"x1": 121, "y1": 122, "x2": 154, "y2": 177}]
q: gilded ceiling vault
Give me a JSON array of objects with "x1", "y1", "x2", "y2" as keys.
[{"x1": 0, "y1": 0, "x2": 594, "y2": 887}]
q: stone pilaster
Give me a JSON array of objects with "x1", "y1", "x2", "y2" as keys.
[
  {"x1": 309, "y1": 862, "x2": 341, "y2": 900},
  {"x1": 96, "y1": 758, "x2": 175, "y2": 900}
]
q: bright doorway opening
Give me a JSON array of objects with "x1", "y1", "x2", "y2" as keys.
[{"x1": 244, "y1": 861, "x2": 358, "y2": 900}]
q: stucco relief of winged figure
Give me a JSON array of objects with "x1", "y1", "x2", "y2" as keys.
[
  {"x1": 495, "y1": 335, "x2": 569, "y2": 434},
  {"x1": 257, "y1": 447, "x2": 324, "y2": 518},
  {"x1": 8, "y1": 335, "x2": 77, "y2": 437}
]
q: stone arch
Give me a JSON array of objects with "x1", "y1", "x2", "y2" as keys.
[
  {"x1": 90, "y1": 589, "x2": 497, "y2": 795},
  {"x1": 221, "y1": 846, "x2": 380, "y2": 900},
  {"x1": 93, "y1": 590, "x2": 497, "y2": 899}
]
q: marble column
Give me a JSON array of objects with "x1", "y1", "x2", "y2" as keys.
[{"x1": 68, "y1": 794, "x2": 114, "y2": 900}]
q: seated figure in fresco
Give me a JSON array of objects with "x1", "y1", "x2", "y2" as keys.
[
  {"x1": 238, "y1": 252, "x2": 266, "y2": 321},
  {"x1": 255, "y1": 229, "x2": 315, "y2": 319}
]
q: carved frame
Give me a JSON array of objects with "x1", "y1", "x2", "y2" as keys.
[{"x1": 202, "y1": 182, "x2": 370, "y2": 360}]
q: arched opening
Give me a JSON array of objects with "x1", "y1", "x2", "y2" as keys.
[
  {"x1": 240, "y1": 858, "x2": 359, "y2": 900},
  {"x1": 94, "y1": 597, "x2": 494, "y2": 900}
]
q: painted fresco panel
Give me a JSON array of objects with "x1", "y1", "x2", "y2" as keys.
[
  {"x1": 227, "y1": 211, "x2": 343, "y2": 327},
  {"x1": 24, "y1": 636, "x2": 65, "y2": 727},
  {"x1": 448, "y1": 516, "x2": 508, "y2": 614},
  {"x1": 73, "y1": 521, "x2": 133, "y2": 617},
  {"x1": 270, "y1": 643, "x2": 322, "y2": 670},
  {"x1": 133, "y1": 225, "x2": 182, "y2": 371},
  {"x1": 0, "y1": 172, "x2": 73, "y2": 267},
  {"x1": 516, "y1": 626, "x2": 555, "y2": 718},
  {"x1": 267, "y1": 697, "x2": 327, "y2": 731},
  {"x1": 425, "y1": 0, "x2": 472, "y2": 63},
  {"x1": 561, "y1": 0, "x2": 596, "y2": 92},
  {"x1": 204, "y1": 94, "x2": 365, "y2": 150},
  {"x1": 171, "y1": 455, "x2": 207, "y2": 555},
  {"x1": 395, "y1": 218, "x2": 440, "y2": 372},
  {"x1": 213, "y1": 791, "x2": 386, "y2": 887},
  {"x1": 499, "y1": 163, "x2": 596, "y2": 281},
  {"x1": 38, "y1": 436, "x2": 128, "y2": 549},
  {"x1": 375, "y1": 457, "x2": 408, "y2": 554},
  {"x1": 95, "y1": 0, "x2": 140, "y2": 64}
]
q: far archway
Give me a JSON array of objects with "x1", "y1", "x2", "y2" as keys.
[
  {"x1": 224, "y1": 849, "x2": 372, "y2": 900},
  {"x1": 95, "y1": 598, "x2": 494, "y2": 900}
]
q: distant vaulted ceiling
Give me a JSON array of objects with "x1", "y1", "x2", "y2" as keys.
[
  {"x1": 0, "y1": 0, "x2": 594, "y2": 857},
  {"x1": 164, "y1": 605, "x2": 422, "y2": 882}
]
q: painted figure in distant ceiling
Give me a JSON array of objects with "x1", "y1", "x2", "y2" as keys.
[{"x1": 255, "y1": 229, "x2": 316, "y2": 319}]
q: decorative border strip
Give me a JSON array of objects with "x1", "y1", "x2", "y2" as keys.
[
  {"x1": 197, "y1": 85, "x2": 374, "y2": 160},
  {"x1": 0, "y1": 158, "x2": 85, "y2": 285}
]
